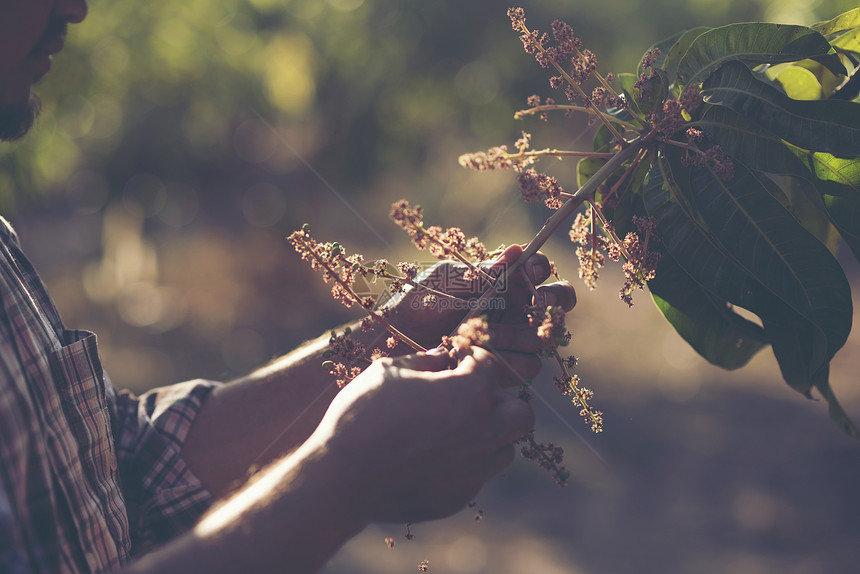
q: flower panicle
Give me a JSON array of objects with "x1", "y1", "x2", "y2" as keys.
[
  {"x1": 390, "y1": 200, "x2": 489, "y2": 263},
  {"x1": 518, "y1": 431, "x2": 570, "y2": 486},
  {"x1": 568, "y1": 207, "x2": 662, "y2": 306},
  {"x1": 440, "y1": 317, "x2": 491, "y2": 362},
  {"x1": 554, "y1": 373, "x2": 604, "y2": 433}
]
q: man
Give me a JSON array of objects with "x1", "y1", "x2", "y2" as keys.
[{"x1": 0, "y1": 1, "x2": 577, "y2": 572}]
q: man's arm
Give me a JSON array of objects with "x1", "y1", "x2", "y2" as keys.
[
  {"x1": 179, "y1": 246, "x2": 576, "y2": 499},
  {"x1": 177, "y1": 323, "x2": 382, "y2": 499},
  {"x1": 126, "y1": 348, "x2": 531, "y2": 574}
]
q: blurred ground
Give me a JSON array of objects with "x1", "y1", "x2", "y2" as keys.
[{"x1": 3, "y1": 0, "x2": 859, "y2": 572}]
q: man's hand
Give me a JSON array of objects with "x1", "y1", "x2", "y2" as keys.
[
  {"x1": 311, "y1": 345, "x2": 534, "y2": 523},
  {"x1": 128, "y1": 346, "x2": 534, "y2": 574},
  {"x1": 384, "y1": 245, "x2": 577, "y2": 380}
]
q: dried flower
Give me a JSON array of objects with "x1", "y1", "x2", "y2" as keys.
[
  {"x1": 517, "y1": 168, "x2": 565, "y2": 209},
  {"x1": 519, "y1": 431, "x2": 570, "y2": 486}
]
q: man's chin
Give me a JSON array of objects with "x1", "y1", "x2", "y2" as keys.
[{"x1": 0, "y1": 94, "x2": 42, "y2": 143}]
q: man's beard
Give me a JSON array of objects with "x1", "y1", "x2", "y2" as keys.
[{"x1": 0, "y1": 93, "x2": 41, "y2": 142}]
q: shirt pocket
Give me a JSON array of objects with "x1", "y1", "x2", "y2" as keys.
[
  {"x1": 49, "y1": 329, "x2": 130, "y2": 566},
  {"x1": 50, "y1": 330, "x2": 114, "y2": 471}
]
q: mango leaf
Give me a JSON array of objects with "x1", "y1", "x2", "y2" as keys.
[
  {"x1": 694, "y1": 106, "x2": 860, "y2": 262},
  {"x1": 633, "y1": 67, "x2": 669, "y2": 115},
  {"x1": 831, "y1": 29, "x2": 860, "y2": 54},
  {"x1": 660, "y1": 26, "x2": 711, "y2": 85},
  {"x1": 815, "y1": 370, "x2": 860, "y2": 439},
  {"x1": 702, "y1": 60, "x2": 860, "y2": 155},
  {"x1": 820, "y1": 183, "x2": 860, "y2": 261},
  {"x1": 752, "y1": 171, "x2": 840, "y2": 254},
  {"x1": 608, "y1": 73, "x2": 642, "y2": 121},
  {"x1": 636, "y1": 29, "x2": 685, "y2": 76},
  {"x1": 643, "y1": 157, "x2": 823, "y2": 393},
  {"x1": 577, "y1": 157, "x2": 606, "y2": 188},
  {"x1": 787, "y1": 145, "x2": 860, "y2": 188},
  {"x1": 812, "y1": 7, "x2": 860, "y2": 38},
  {"x1": 643, "y1": 150, "x2": 852, "y2": 383},
  {"x1": 676, "y1": 23, "x2": 845, "y2": 86},
  {"x1": 648, "y1": 248, "x2": 768, "y2": 370},
  {"x1": 774, "y1": 65, "x2": 822, "y2": 100}
]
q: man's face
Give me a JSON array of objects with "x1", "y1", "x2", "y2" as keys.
[{"x1": 0, "y1": 0, "x2": 88, "y2": 141}]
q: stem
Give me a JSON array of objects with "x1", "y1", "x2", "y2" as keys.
[
  {"x1": 411, "y1": 227, "x2": 497, "y2": 287},
  {"x1": 300, "y1": 238, "x2": 427, "y2": 352},
  {"x1": 605, "y1": 147, "x2": 646, "y2": 202},
  {"x1": 460, "y1": 138, "x2": 644, "y2": 323},
  {"x1": 589, "y1": 200, "x2": 631, "y2": 261},
  {"x1": 375, "y1": 271, "x2": 468, "y2": 302},
  {"x1": 516, "y1": 21, "x2": 626, "y2": 145},
  {"x1": 657, "y1": 137, "x2": 704, "y2": 155},
  {"x1": 515, "y1": 105, "x2": 637, "y2": 130},
  {"x1": 504, "y1": 148, "x2": 616, "y2": 161},
  {"x1": 551, "y1": 349, "x2": 601, "y2": 429}
]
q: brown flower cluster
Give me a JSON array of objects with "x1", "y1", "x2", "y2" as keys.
[
  {"x1": 554, "y1": 374, "x2": 604, "y2": 433},
  {"x1": 440, "y1": 317, "x2": 491, "y2": 361},
  {"x1": 390, "y1": 200, "x2": 489, "y2": 263},
  {"x1": 322, "y1": 327, "x2": 386, "y2": 388},
  {"x1": 509, "y1": 8, "x2": 624, "y2": 111},
  {"x1": 681, "y1": 144, "x2": 735, "y2": 181},
  {"x1": 635, "y1": 47, "x2": 661, "y2": 91},
  {"x1": 519, "y1": 431, "x2": 570, "y2": 486},
  {"x1": 517, "y1": 168, "x2": 565, "y2": 210},
  {"x1": 611, "y1": 215, "x2": 661, "y2": 306},
  {"x1": 569, "y1": 209, "x2": 610, "y2": 290},
  {"x1": 288, "y1": 227, "x2": 363, "y2": 308},
  {"x1": 458, "y1": 145, "x2": 519, "y2": 171},
  {"x1": 569, "y1": 209, "x2": 661, "y2": 306}
]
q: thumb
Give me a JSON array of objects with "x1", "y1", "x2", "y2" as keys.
[
  {"x1": 391, "y1": 347, "x2": 452, "y2": 372},
  {"x1": 488, "y1": 244, "x2": 524, "y2": 272}
]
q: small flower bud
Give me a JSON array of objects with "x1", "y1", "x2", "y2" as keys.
[
  {"x1": 321, "y1": 360, "x2": 335, "y2": 370},
  {"x1": 301, "y1": 223, "x2": 311, "y2": 232}
]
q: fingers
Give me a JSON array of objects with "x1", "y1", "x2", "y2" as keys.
[
  {"x1": 389, "y1": 347, "x2": 452, "y2": 372},
  {"x1": 492, "y1": 350, "x2": 543, "y2": 384},
  {"x1": 489, "y1": 246, "x2": 552, "y2": 286},
  {"x1": 487, "y1": 323, "x2": 542, "y2": 353},
  {"x1": 536, "y1": 281, "x2": 577, "y2": 312},
  {"x1": 451, "y1": 346, "x2": 541, "y2": 388},
  {"x1": 491, "y1": 389, "x2": 535, "y2": 445}
]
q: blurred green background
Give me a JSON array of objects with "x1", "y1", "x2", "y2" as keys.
[{"x1": 2, "y1": 0, "x2": 859, "y2": 572}]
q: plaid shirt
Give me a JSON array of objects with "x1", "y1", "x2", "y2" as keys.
[{"x1": 0, "y1": 217, "x2": 219, "y2": 573}]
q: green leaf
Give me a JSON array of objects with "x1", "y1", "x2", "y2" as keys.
[
  {"x1": 577, "y1": 157, "x2": 606, "y2": 188},
  {"x1": 812, "y1": 7, "x2": 860, "y2": 38},
  {"x1": 648, "y1": 250, "x2": 768, "y2": 370},
  {"x1": 676, "y1": 23, "x2": 844, "y2": 86},
  {"x1": 831, "y1": 29, "x2": 860, "y2": 54},
  {"x1": 643, "y1": 150, "x2": 853, "y2": 387},
  {"x1": 633, "y1": 67, "x2": 669, "y2": 115},
  {"x1": 660, "y1": 26, "x2": 711, "y2": 85},
  {"x1": 636, "y1": 30, "x2": 686, "y2": 76},
  {"x1": 774, "y1": 65, "x2": 822, "y2": 100},
  {"x1": 694, "y1": 105, "x2": 860, "y2": 263},
  {"x1": 787, "y1": 145, "x2": 860, "y2": 187},
  {"x1": 606, "y1": 75, "x2": 641, "y2": 122},
  {"x1": 814, "y1": 370, "x2": 860, "y2": 439},
  {"x1": 702, "y1": 60, "x2": 860, "y2": 155},
  {"x1": 820, "y1": 183, "x2": 860, "y2": 261},
  {"x1": 748, "y1": 171, "x2": 840, "y2": 254}
]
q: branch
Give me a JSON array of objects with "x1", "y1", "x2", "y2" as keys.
[{"x1": 460, "y1": 138, "x2": 645, "y2": 323}]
